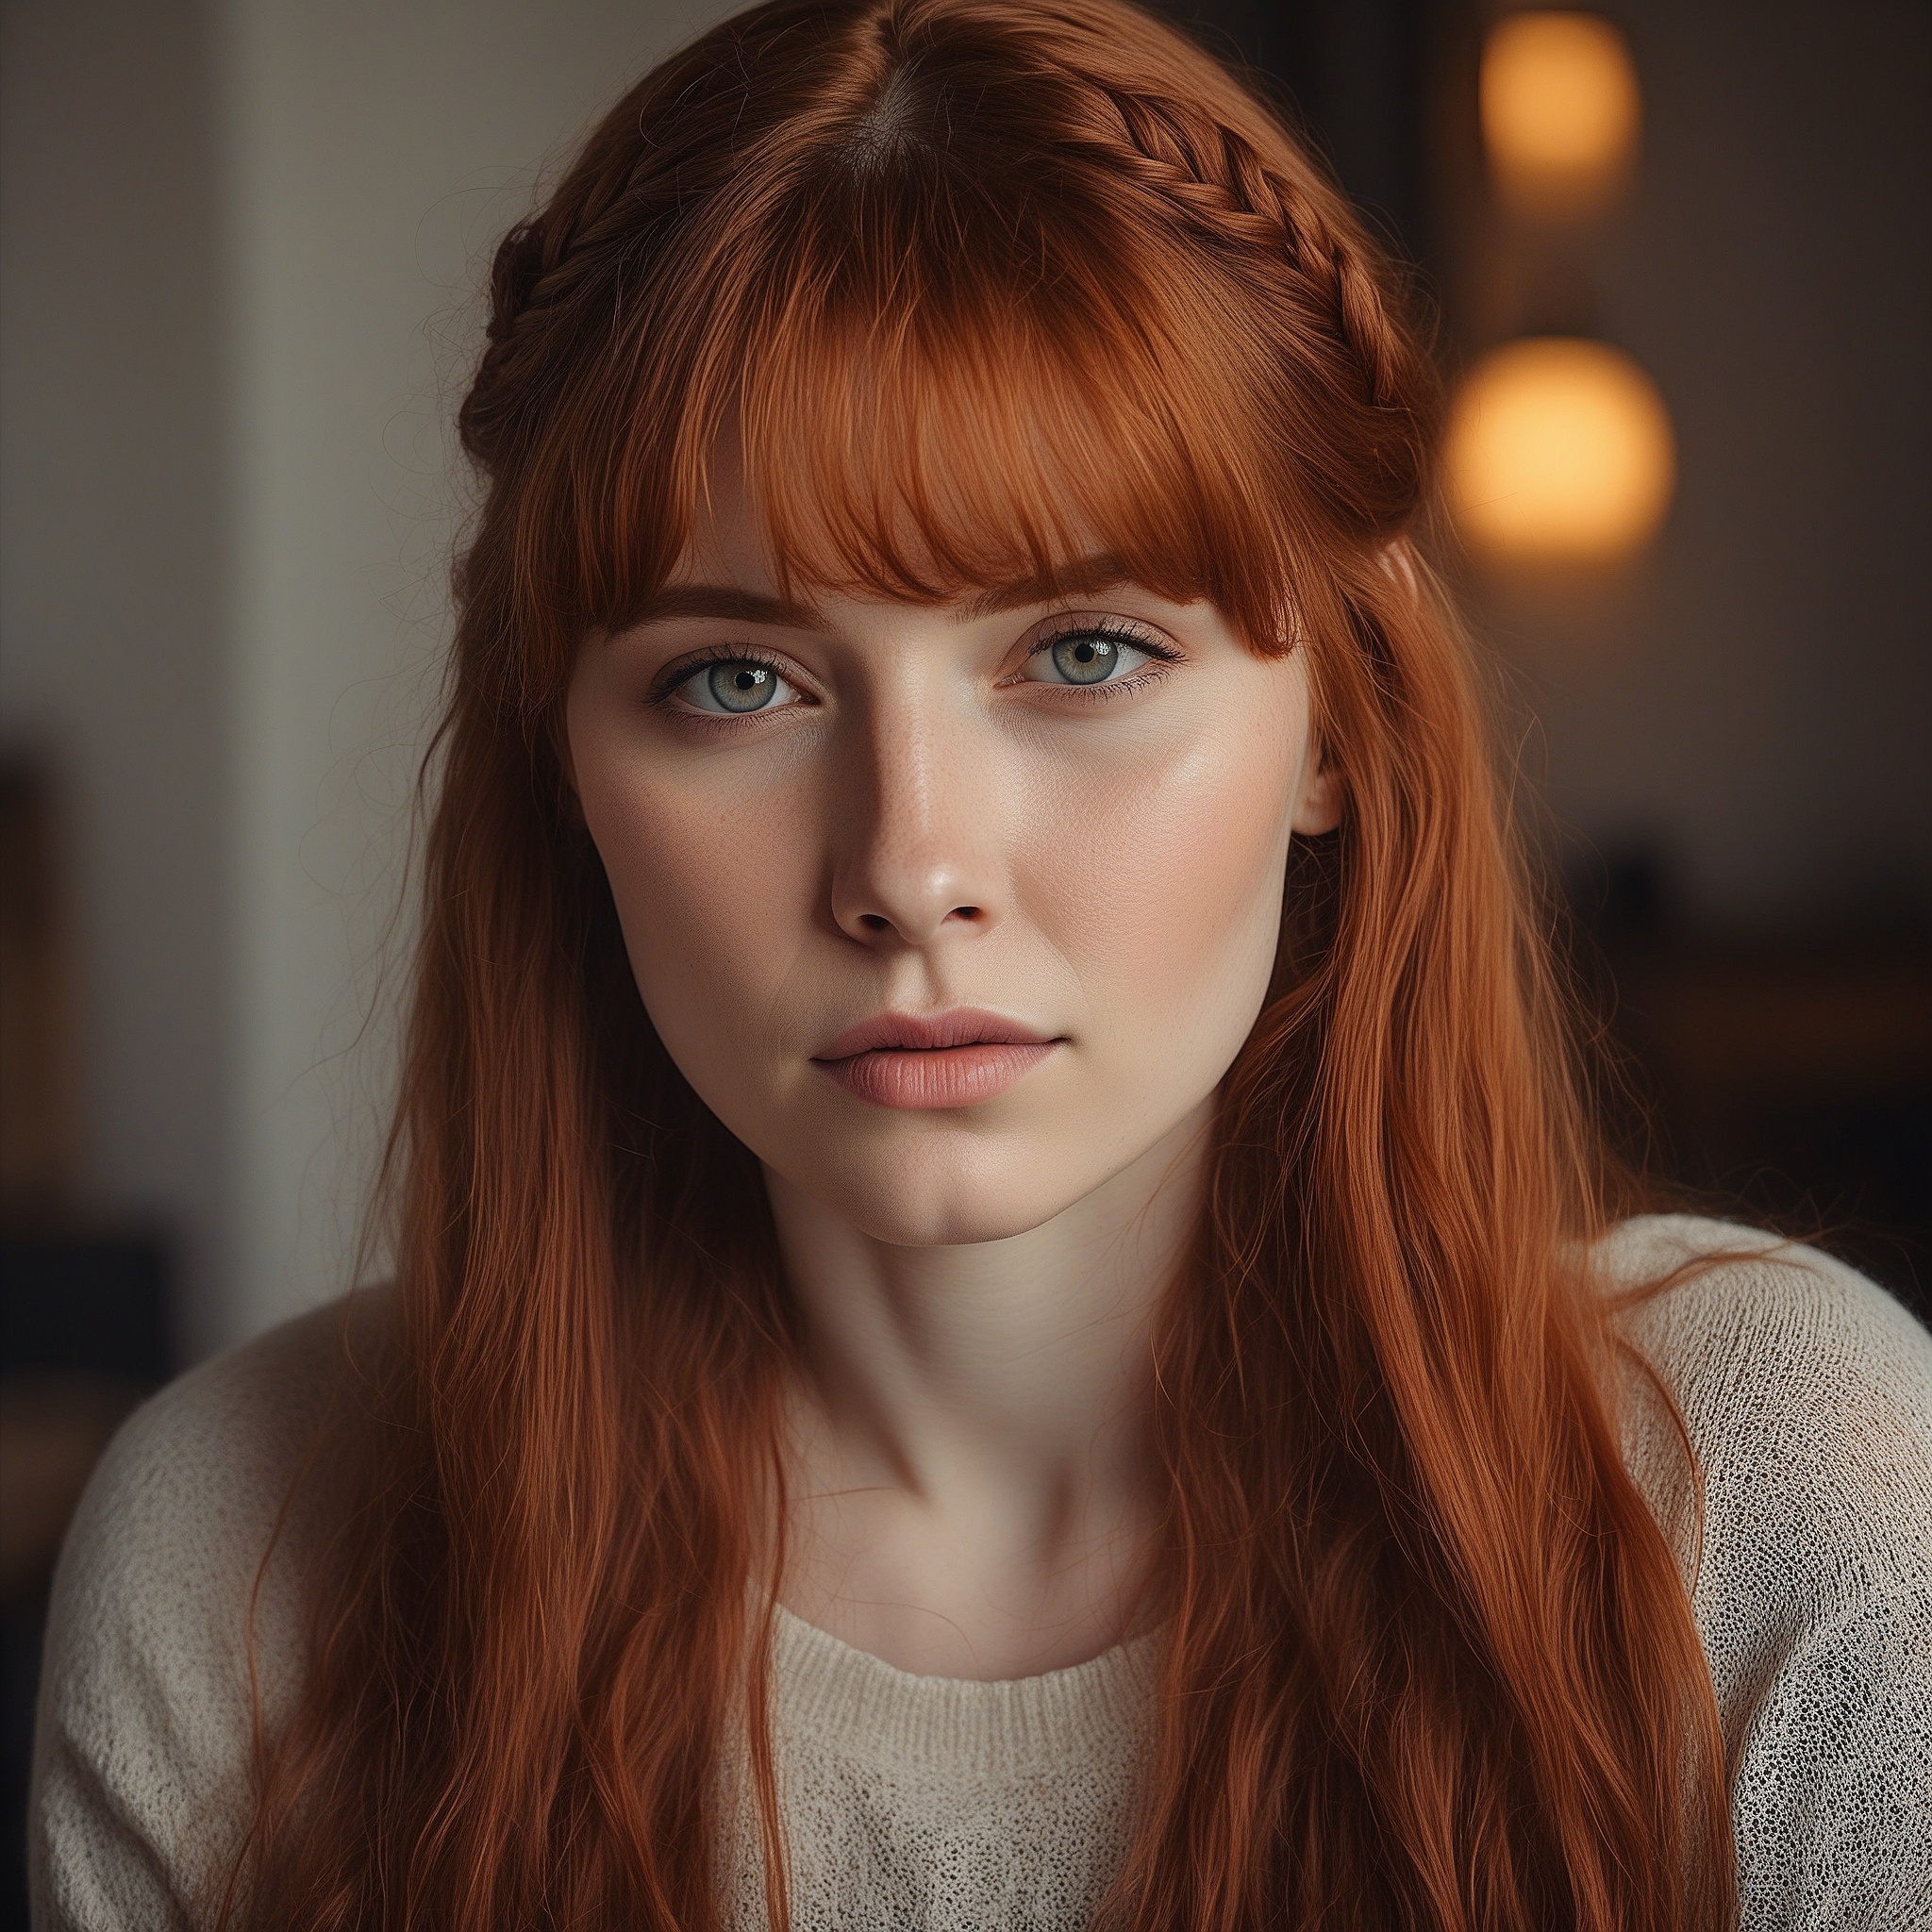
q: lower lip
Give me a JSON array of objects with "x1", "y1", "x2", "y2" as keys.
[{"x1": 813, "y1": 1041, "x2": 1059, "y2": 1109}]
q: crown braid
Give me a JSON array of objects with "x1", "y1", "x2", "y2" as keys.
[
  {"x1": 458, "y1": 10, "x2": 1429, "y2": 520},
  {"x1": 458, "y1": 95, "x2": 694, "y2": 476},
  {"x1": 1099, "y1": 86, "x2": 1415, "y2": 415}
]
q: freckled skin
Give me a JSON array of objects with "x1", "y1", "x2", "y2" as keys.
[{"x1": 563, "y1": 453, "x2": 1340, "y2": 1676}]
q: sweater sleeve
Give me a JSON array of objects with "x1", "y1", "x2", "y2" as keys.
[
  {"x1": 1729, "y1": 1574, "x2": 1932, "y2": 1928},
  {"x1": 27, "y1": 1302, "x2": 350, "y2": 1932},
  {"x1": 1610, "y1": 1216, "x2": 1932, "y2": 1932}
]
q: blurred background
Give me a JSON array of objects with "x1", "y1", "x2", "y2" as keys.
[{"x1": 1, "y1": 0, "x2": 1927, "y2": 1915}]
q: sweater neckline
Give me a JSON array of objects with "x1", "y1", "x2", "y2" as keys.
[{"x1": 765, "y1": 1601, "x2": 1161, "y2": 1777}]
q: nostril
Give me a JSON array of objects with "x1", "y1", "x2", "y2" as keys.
[{"x1": 851, "y1": 905, "x2": 982, "y2": 937}]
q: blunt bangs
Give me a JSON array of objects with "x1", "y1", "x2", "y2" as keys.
[{"x1": 562, "y1": 92, "x2": 1322, "y2": 658}]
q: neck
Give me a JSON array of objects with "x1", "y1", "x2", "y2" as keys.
[{"x1": 761, "y1": 1102, "x2": 1209, "y2": 1676}]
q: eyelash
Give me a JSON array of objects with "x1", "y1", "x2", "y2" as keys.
[{"x1": 649, "y1": 618, "x2": 1184, "y2": 718}]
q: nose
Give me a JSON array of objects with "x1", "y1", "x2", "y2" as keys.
[{"x1": 827, "y1": 686, "x2": 1005, "y2": 950}]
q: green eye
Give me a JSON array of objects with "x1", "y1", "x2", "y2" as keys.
[
  {"x1": 707, "y1": 662, "x2": 776, "y2": 711},
  {"x1": 675, "y1": 658, "x2": 794, "y2": 714},
  {"x1": 1051, "y1": 634, "x2": 1122, "y2": 683},
  {"x1": 1024, "y1": 626, "x2": 1159, "y2": 688}
]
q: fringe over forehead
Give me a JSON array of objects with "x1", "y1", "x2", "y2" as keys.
[{"x1": 464, "y1": 0, "x2": 1438, "y2": 709}]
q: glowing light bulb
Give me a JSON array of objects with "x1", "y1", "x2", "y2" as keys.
[
  {"x1": 1481, "y1": 10, "x2": 1641, "y2": 221},
  {"x1": 1444, "y1": 337, "x2": 1675, "y2": 567}
]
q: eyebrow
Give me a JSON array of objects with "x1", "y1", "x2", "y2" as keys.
[{"x1": 623, "y1": 554, "x2": 1140, "y2": 632}]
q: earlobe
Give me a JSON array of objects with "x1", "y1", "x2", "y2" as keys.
[{"x1": 1291, "y1": 760, "x2": 1343, "y2": 837}]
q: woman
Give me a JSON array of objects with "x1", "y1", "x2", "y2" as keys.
[{"x1": 31, "y1": 1, "x2": 1932, "y2": 1927}]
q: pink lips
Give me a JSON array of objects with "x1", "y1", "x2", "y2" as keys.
[{"x1": 811, "y1": 1008, "x2": 1061, "y2": 1110}]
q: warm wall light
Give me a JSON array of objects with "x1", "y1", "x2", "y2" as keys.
[
  {"x1": 1481, "y1": 10, "x2": 1641, "y2": 221},
  {"x1": 1444, "y1": 337, "x2": 1675, "y2": 567}
]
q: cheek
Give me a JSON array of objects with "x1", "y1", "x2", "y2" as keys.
[
  {"x1": 1019, "y1": 686, "x2": 1303, "y2": 1031},
  {"x1": 575, "y1": 751, "x2": 821, "y2": 1056}
]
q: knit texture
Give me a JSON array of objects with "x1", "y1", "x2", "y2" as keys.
[
  {"x1": 717, "y1": 1607, "x2": 1160, "y2": 1928},
  {"x1": 28, "y1": 1216, "x2": 1932, "y2": 1929}
]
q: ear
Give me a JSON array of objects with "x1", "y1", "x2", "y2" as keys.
[{"x1": 1291, "y1": 752, "x2": 1343, "y2": 837}]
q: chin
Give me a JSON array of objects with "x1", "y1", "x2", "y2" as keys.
[{"x1": 777, "y1": 1132, "x2": 1103, "y2": 1249}]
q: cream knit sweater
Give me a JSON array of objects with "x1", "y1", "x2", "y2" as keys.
[{"x1": 29, "y1": 1217, "x2": 1932, "y2": 1929}]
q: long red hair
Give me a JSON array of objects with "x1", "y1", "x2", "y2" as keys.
[{"x1": 234, "y1": 2, "x2": 1734, "y2": 1924}]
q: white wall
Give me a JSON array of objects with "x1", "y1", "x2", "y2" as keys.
[{"x1": 2, "y1": 0, "x2": 736, "y2": 1357}]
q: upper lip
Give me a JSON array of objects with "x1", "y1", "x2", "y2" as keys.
[{"x1": 812, "y1": 1008, "x2": 1058, "y2": 1060}]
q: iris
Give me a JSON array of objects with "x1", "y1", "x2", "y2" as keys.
[
  {"x1": 1050, "y1": 634, "x2": 1121, "y2": 684},
  {"x1": 708, "y1": 661, "x2": 777, "y2": 711}
]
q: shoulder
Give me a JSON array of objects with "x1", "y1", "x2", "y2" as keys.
[
  {"x1": 29, "y1": 1291, "x2": 388, "y2": 1930},
  {"x1": 1603, "y1": 1215, "x2": 1932, "y2": 1928},
  {"x1": 1605, "y1": 1213, "x2": 1932, "y2": 1576}
]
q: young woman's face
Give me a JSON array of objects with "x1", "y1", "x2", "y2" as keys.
[{"x1": 565, "y1": 456, "x2": 1338, "y2": 1245}]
